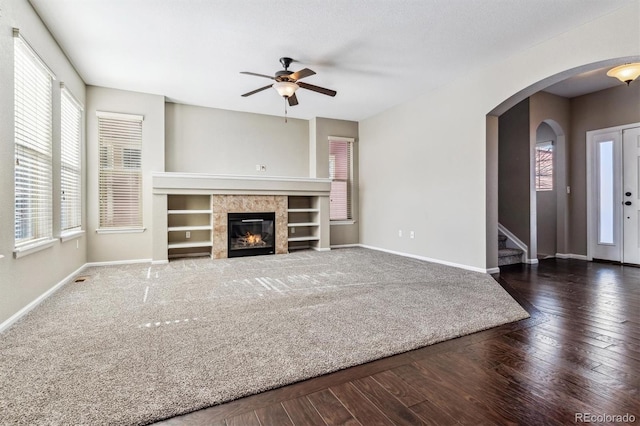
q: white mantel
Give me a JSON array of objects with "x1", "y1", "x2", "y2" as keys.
[{"x1": 152, "y1": 172, "x2": 331, "y2": 195}]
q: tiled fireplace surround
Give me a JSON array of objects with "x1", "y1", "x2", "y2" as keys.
[{"x1": 212, "y1": 195, "x2": 288, "y2": 258}]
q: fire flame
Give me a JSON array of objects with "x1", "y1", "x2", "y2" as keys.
[{"x1": 245, "y1": 232, "x2": 262, "y2": 245}]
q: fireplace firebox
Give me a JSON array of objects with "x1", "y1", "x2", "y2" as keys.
[{"x1": 227, "y1": 212, "x2": 276, "y2": 258}]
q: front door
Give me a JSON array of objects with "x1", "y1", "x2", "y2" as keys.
[{"x1": 623, "y1": 127, "x2": 640, "y2": 265}]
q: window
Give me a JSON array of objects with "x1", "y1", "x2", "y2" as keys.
[
  {"x1": 329, "y1": 138, "x2": 353, "y2": 221},
  {"x1": 14, "y1": 29, "x2": 54, "y2": 247},
  {"x1": 60, "y1": 86, "x2": 83, "y2": 232},
  {"x1": 535, "y1": 141, "x2": 553, "y2": 191},
  {"x1": 97, "y1": 112, "x2": 143, "y2": 229}
]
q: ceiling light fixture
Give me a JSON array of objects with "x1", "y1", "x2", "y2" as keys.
[
  {"x1": 606, "y1": 62, "x2": 640, "y2": 85},
  {"x1": 272, "y1": 81, "x2": 299, "y2": 98}
]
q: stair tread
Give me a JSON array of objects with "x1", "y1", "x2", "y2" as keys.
[{"x1": 499, "y1": 248, "x2": 523, "y2": 256}]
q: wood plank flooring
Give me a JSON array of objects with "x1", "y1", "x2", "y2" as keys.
[{"x1": 155, "y1": 259, "x2": 640, "y2": 425}]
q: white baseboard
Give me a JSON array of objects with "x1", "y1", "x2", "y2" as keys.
[
  {"x1": 85, "y1": 258, "x2": 152, "y2": 267},
  {"x1": 486, "y1": 267, "x2": 500, "y2": 274},
  {"x1": 0, "y1": 264, "x2": 86, "y2": 334},
  {"x1": 311, "y1": 247, "x2": 331, "y2": 252},
  {"x1": 556, "y1": 253, "x2": 588, "y2": 260},
  {"x1": 525, "y1": 258, "x2": 539, "y2": 264},
  {"x1": 330, "y1": 244, "x2": 360, "y2": 249},
  {"x1": 359, "y1": 244, "x2": 494, "y2": 274},
  {"x1": 151, "y1": 259, "x2": 169, "y2": 264}
]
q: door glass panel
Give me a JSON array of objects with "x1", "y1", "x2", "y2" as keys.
[{"x1": 598, "y1": 141, "x2": 614, "y2": 244}]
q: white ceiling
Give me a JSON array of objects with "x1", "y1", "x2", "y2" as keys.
[{"x1": 29, "y1": 0, "x2": 632, "y2": 121}]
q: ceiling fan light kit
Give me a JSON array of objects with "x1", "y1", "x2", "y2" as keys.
[
  {"x1": 272, "y1": 81, "x2": 299, "y2": 97},
  {"x1": 240, "y1": 57, "x2": 337, "y2": 107},
  {"x1": 606, "y1": 62, "x2": 640, "y2": 85}
]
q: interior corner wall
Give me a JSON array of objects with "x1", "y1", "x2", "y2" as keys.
[
  {"x1": 309, "y1": 117, "x2": 360, "y2": 246},
  {"x1": 499, "y1": 99, "x2": 532, "y2": 250},
  {"x1": 0, "y1": 0, "x2": 87, "y2": 325},
  {"x1": 529, "y1": 92, "x2": 570, "y2": 256},
  {"x1": 86, "y1": 86, "x2": 165, "y2": 263},
  {"x1": 164, "y1": 103, "x2": 309, "y2": 177},
  {"x1": 569, "y1": 83, "x2": 640, "y2": 255}
]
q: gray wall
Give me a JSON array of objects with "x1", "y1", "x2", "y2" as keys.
[
  {"x1": 530, "y1": 91, "x2": 570, "y2": 257},
  {"x1": 535, "y1": 122, "x2": 557, "y2": 257},
  {"x1": 165, "y1": 103, "x2": 308, "y2": 177},
  {"x1": 309, "y1": 118, "x2": 360, "y2": 246},
  {"x1": 86, "y1": 86, "x2": 165, "y2": 263},
  {"x1": 0, "y1": 0, "x2": 86, "y2": 325},
  {"x1": 499, "y1": 99, "x2": 531, "y2": 249},
  {"x1": 569, "y1": 83, "x2": 640, "y2": 255}
]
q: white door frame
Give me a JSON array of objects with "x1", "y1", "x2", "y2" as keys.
[{"x1": 586, "y1": 121, "x2": 640, "y2": 261}]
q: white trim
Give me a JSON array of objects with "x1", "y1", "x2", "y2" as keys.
[
  {"x1": 525, "y1": 258, "x2": 539, "y2": 264},
  {"x1": 60, "y1": 229, "x2": 85, "y2": 242},
  {"x1": 151, "y1": 260, "x2": 169, "y2": 265},
  {"x1": 85, "y1": 258, "x2": 152, "y2": 267},
  {"x1": 555, "y1": 253, "x2": 589, "y2": 260},
  {"x1": 330, "y1": 244, "x2": 361, "y2": 249},
  {"x1": 0, "y1": 264, "x2": 86, "y2": 334},
  {"x1": 328, "y1": 136, "x2": 356, "y2": 143},
  {"x1": 60, "y1": 82, "x2": 84, "y2": 110},
  {"x1": 96, "y1": 111, "x2": 144, "y2": 121},
  {"x1": 486, "y1": 267, "x2": 500, "y2": 274},
  {"x1": 359, "y1": 244, "x2": 494, "y2": 274},
  {"x1": 13, "y1": 238, "x2": 57, "y2": 259},
  {"x1": 96, "y1": 227, "x2": 146, "y2": 234},
  {"x1": 311, "y1": 247, "x2": 331, "y2": 252},
  {"x1": 498, "y1": 223, "x2": 528, "y2": 262}
]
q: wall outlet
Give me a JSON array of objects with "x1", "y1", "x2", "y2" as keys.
[
  {"x1": 398, "y1": 230, "x2": 402, "y2": 237},
  {"x1": 186, "y1": 231, "x2": 191, "y2": 239},
  {"x1": 256, "y1": 164, "x2": 261, "y2": 171},
  {"x1": 410, "y1": 231, "x2": 415, "y2": 239}
]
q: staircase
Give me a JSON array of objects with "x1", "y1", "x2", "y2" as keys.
[{"x1": 498, "y1": 234, "x2": 524, "y2": 266}]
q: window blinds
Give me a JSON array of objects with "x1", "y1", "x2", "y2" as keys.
[
  {"x1": 14, "y1": 31, "x2": 54, "y2": 246},
  {"x1": 61, "y1": 87, "x2": 83, "y2": 231},
  {"x1": 329, "y1": 139, "x2": 352, "y2": 221},
  {"x1": 98, "y1": 113, "x2": 143, "y2": 229}
]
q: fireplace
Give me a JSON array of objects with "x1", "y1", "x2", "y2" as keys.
[{"x1": 227, "y1": 212, "x2": 276, "y2": 258}]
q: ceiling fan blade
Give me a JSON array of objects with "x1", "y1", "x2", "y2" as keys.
[
  {"x1": 288, "y1": 93, "x2": 299, "y2": 106},
  {"x1": 288, "y1": 68, "x2": 316, "y2": 81},
  {"x1": 298, "y1": 81, "x2": 337, "y2": 97},
  {"x1": 241, "y1": 84, "x2": 273, "y2": 97},
  {"x1": 240, "y1": 71, "x2": 275, "y2": 80}
]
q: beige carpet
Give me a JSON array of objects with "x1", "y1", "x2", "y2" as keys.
[{"x1": 0, "y1": 248, "x2": 528, "y2": 425}]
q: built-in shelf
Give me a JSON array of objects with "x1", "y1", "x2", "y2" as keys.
[
  {"x1": 168, "y1": 209, "x2": 212, "y2": 215},
  {"x1": 168, "y1": 241, "x2": 214, "y2": 249},
  {"x1": 287, "y1": 222, "x2": 319, "y2": 227},
  {"x1": 288, "y1": 236, "x2": 321, "y2": 242},
  {"x1": 287, "y1": 208, "x2": 319, "y2": 213},
  {"x1": 167, "y1": 195, "x2": 213, "y2": 259},
  {"x1": 168, "y1": 225, "x2": 213, "y2": 232},
  {"x1": 287, "y1": 196, "x2": 321, "y2": 250}
]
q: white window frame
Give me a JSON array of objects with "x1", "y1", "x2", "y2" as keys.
[
  {"x1": 13, "y1": 29, "x2": 56, "y2": 257},
  {"x1": 535, "y1": 140, "x2": 554, "y2": 191},
  {"x1": 97, "y1": 111, "x2": 144, "y2": 233},
  {"x1": 328, "y1": 136, "x2": 355, "y2": 224},
  {"x1": 60, "y1": 83, "x2": 84, "y2": 238}
]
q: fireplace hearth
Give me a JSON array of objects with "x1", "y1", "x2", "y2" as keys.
[{"x1": 227, "y1": 212, "x2": 276, "y2": 258}]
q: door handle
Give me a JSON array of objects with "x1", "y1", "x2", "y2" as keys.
[{"x1": 624, "y1": 201, "x2": 632, "y2": 206}]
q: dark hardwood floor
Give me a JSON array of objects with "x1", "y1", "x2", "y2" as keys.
[{"x1": 155, "y1": 259, "x2": 640, "y2": 425}]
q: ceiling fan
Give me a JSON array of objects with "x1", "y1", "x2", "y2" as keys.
[{"x1": 240, "y1": 57, "x2": 337, "y2": 107}]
